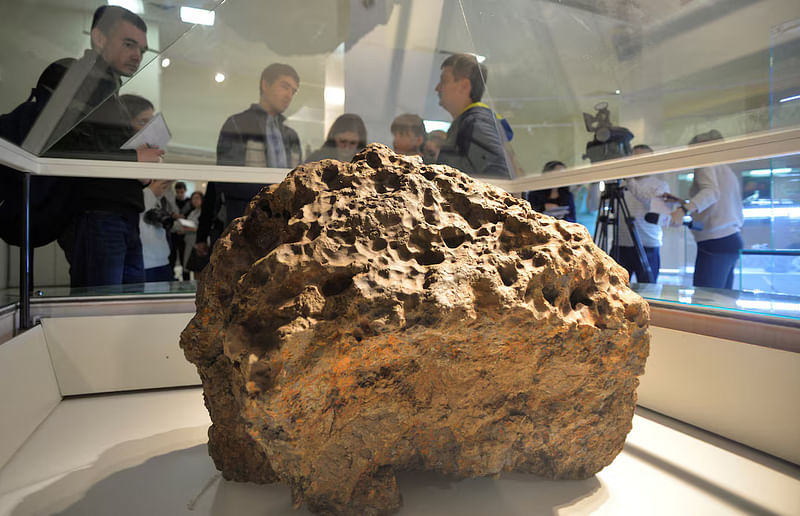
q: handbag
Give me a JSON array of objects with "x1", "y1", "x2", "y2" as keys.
[{"x1": 185, "y1": 247, "x2": 210, "y2": 273}]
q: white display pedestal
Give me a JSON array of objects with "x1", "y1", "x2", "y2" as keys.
[{"x1": 0, "y1": 388, "x2": 797, "y2": 516}]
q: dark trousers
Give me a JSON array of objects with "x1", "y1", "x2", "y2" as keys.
[
  {"x1": 169, "y1": 233, "x2": 185, "y2": 269},
  {"x1": 694, "y1": 232, "x2": 743, "y2": 289},
  {"x1": 70, "y1": 211, "x2": 144, "y2": 288},
  {"x1": 618, "y1": 245, "x2": 661, "y2": 283},
  {"x1": 145, "y1": 264, "x2": 174, "y2": 282}
]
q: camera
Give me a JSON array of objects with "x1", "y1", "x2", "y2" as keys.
[
  {"x1": 143, "y1": 208, "x2": 174, "y2": 230},
  {"x1": 582, "y1": 102, "x2": 634, "y2": 163}
]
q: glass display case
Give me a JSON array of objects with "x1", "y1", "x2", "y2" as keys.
[
  {"x1": 1, "y1": 0, "x2": 799, "y2": 323},
  {"x1": 1, "y1": 3, "x2": 799, "y2": 513}
]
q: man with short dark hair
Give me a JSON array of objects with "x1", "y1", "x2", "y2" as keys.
[
  {"x1": 390, "y1": 113, "x2": 426, "y2": 156},
  {"x1": 434, "y1": 53, "x2": 510, "y2": 178},
  {"x1": 45, "y1": 5, "x2": 164, "y2": 288},
  {"x1": 196, "y1": 63, "x2": 302, "y2": 257}
]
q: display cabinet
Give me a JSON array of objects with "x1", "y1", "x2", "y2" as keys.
[{"x1": 1, "y1": 1, "x2": 799, "y2": 514}]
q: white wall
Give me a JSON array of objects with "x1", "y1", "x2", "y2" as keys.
[{"x1": 6, "y1": 241, "x2": 70, "y2": 289}]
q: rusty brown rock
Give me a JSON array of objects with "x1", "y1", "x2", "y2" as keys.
[{"x1": 180, "y1": 143, "x2": 649, "y2": 515}]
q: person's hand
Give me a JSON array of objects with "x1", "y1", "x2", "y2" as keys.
[
  {"x1": 194, "y1": 242, "x2": 210, "y2": 257},
  {"x1": 670, "y1": 208, "x2": 685, "y2": 227},
  {"x1": 136, "y1": 144, "x2": 165, "y2": 162}
]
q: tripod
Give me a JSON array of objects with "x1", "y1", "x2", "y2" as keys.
[{"x1": 594, "y1": 181, "x2": 654, "y2": 283}]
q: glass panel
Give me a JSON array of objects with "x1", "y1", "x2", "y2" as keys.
[
  {"x1": 770, "y1": 17, "x2": 800, "y2": 129},
  {"x1": 0, "y1": 0, "x2": 799, "y2": 314},
  {"x1": 457, "y1": 0, "x2": 800, "y2": 174},
  {"x1": 1, "y1": 0, "x2": 796, "y2": 167},
  {"x1": 633, "y1": 283, "x2": 800, "y2": 320},
  {"x1": 548, "y1": 151, "x2": 800, "y2": 298},
  {"x1": 0, "y1": 0, "x2": 224, "y2": 156}
]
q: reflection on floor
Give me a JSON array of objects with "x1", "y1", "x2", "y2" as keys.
[{"x1": 0, "y1": 388, "x2": 798, "y2": 516}]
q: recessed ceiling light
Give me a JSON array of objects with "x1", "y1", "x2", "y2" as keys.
[
  {"x1": 161, "y1": 58, "x2": 171, "y2": 68},
  {"x1": 215, "y1": 73, "x2": 225, "y2": 83},
  {"x1": 180, "y1": 6, "x2": 215, "y2": 26},
  {"x1": 324, "y1": 86, "x2": 345, "y2": 105}
]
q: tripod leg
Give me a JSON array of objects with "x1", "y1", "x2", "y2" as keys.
[{"x1": 617, "y1": 196, "x2": 653, "y2": 283}]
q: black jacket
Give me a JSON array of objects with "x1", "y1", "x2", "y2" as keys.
[
  {"x1": 0, "y1": 98, "x2": 80, "y2": 246},
  {"x1": 526, "y1": 187, "x2": 576, "y2": 223},
  {"x1": 45, "y1": 50, "x2": 143, "y2": 214},
  {"x1": 216, "y1": 103, "x2": 302, "y2": 168},
  {"x1": 437, "y1": 103, "x2": 511, "y2": 179},
  {"x1": 197, "y1": 104, "x2": 302, "y2": 243}
]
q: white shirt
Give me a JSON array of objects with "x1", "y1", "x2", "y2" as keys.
[
  {"x1": 687, "y1": 164, "x2": 743, "y2": 242},
  {"x1": 619, "y1": 175, "x2": 669, "y2": 248}
]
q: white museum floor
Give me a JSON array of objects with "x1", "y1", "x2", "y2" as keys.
[{"x1": 0, "y1": 388, "x2": 797, "y2": 516}]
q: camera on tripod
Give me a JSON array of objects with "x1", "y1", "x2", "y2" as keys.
[
  {"x1": 582, "y1": 102, "x2": 634, "y2": 164},
  {"x1": 582, "y1": 104, "x2": 655, "y2": 282}
]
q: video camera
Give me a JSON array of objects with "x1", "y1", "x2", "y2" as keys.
[
  {"x1": 582, "y1": 101, "x2": 634, "y2": 163},
  {"x1": 143, "y1": 208, "x2": 174, "y2": 230}
]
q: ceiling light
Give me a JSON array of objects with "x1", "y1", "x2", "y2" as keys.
[
  {"x1": 214, "y1": 73, "x2": 225, "y2": 83},
  {"x1": 778, "y1": 94, "x2": 800, "y2": 103},
  {"x1": 107, "y1": 0, "x2": 143, "y2": 14},
  {"x1": 180, "y1": 6, "x2": 215, "y2": 26},
  {"x1": 615, "y1": 89, "x2": 621, "y2": 95},
  {"x1": 161, "y1": 58, "x2": 171, "y2": 68},
  {"x1": 748, "y1": 168, "x2": 792, "y2": 176},
  {"x1": 324, "y1": 86, "x2": 345, "y2": 106}
]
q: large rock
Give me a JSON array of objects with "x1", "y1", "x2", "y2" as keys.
[{"x1": 180, "y1": 144, "x2": 649, "y2": 515}]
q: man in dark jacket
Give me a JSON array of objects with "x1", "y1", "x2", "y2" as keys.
[
  {"x1": 195, "y1": 63, "x2": 302, "y2": 257},
  {"x1": 43, "y1": 6, "x2": 163, "y2": 288},
  {"x1": 435, "y1": 53, "x2": 511, "y2": 179}
]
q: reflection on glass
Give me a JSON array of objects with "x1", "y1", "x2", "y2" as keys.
[{"x1": 770, "y1": 17, "x2": 800, "y2": 130}]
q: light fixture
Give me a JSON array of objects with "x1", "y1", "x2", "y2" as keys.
[
  {"x1": 324, "y1": 86, "x2": 345, "y2": 106},
  {"x1": 214, "y1": 72, "x2": 225, "y2": 83},
  {"x1": 423, "y1": 120, "x2": 451, "y2": 132},
  {"x1": 748, "y1": 168, "x2": 792, "y2": 176},
  {"x1": 161, "y1": 58, "x2": 171, "y2": 68},
  {"x1": 778, "y1": 94, "x2": 800, "y2": 103},
  {"x1": 107, "y1": 0, "x2": 144, "y2": 13},
  {"x1": 180, "y1": 6, "x2": 215, "y2": 26},
  {"x1": 614, "y1": 89, "x2": 621, "y2": 95}
]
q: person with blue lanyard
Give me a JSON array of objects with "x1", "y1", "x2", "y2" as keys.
[{"x1": 434, "y1": 53, "x2": 512, "y2": 179}]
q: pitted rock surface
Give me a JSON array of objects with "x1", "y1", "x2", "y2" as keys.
[{"x1": 180, "y1": 144, "x2": 649, "y2": 515}]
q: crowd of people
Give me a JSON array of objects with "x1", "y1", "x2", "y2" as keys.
[{"x1": 0, "y1": 5, "x2": 745, "y2": 291}]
